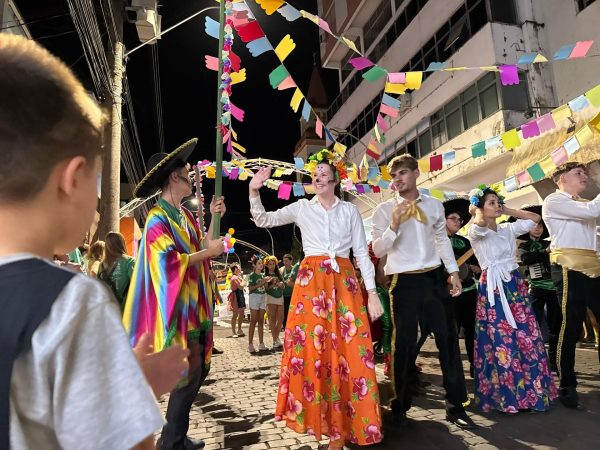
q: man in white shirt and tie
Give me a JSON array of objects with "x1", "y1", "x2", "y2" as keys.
[
  {"x1": 543, "y1": 162, "x2": 600, "y2": 409},
  {"x1": 372, "y1": 154, "x2": 474, "y2": 429}
]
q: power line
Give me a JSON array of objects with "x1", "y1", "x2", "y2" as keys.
[{"x1": 0, "y1": 12, "x2": 70, "y2": 31}]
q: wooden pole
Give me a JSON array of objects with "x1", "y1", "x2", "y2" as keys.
[{"x1": 212, "y1": 0, "x2": 226, "y2": 239}]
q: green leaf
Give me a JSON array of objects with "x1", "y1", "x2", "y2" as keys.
[
  {"x1": 297, "y1": 411, "x2": 305, "y2": 425},
  {"x1": 359, "y1": 346, "x2": 367, "y2": 357},
  {"x1": 327, "y1": 312, "x2": 332, "y2": 322},
  {"x1": 352, "y1": 393, "x2": 359, "y2": 402},
  {"x1": 331, "y1": 385, "x2": 341, "y2": 402},
  {"x1": 355, "y1": 318, "x2": 363, "y2": 327},
  {"x1": 362, "y1": 417, "x2": 370, "y2": 424}
]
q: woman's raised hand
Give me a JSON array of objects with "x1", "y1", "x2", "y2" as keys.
[{"x1": 249, "y1": 166, "x2": 272, "y2": 191}]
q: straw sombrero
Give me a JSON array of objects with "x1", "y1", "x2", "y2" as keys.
[
  {"x1": 134, "y1": 138, "x2": 197, "y2": 198},
  {"x1": 443, "y1": 197, "x2": 471, "y2": 226}
]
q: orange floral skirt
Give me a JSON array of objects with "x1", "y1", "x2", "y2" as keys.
[{"x1": 275, "y1": 256, "x2": 383, "y2": 446}]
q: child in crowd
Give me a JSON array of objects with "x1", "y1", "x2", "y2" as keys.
[{"x1": 248, "y1": 256, "x2": 269, "y2": 353}]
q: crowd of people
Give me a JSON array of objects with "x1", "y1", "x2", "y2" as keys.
[{"x1": 3, "y1": 32, "x2": 600, "y2": 450}]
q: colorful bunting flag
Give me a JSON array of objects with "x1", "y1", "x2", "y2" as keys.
[
  {"x1": 277, "y1": 4, "x2": 301, "y2": 21},
  {"x1": 527, "y1": 163, "x2": 545, "y2": 182},
  {"x1": 274, "y1": 34, "x2": 296, "y2": 61},
  {"x1": 521, "y1": 120, "x2": 541, "y2": 139},
  {"x1": 554, "y1": 44, "x2": 576, "y2": 60},
  {"x1": 430, "y1": 154, "x2": 443, "y2": 171},
  {"x1": 471, "y1": 141, "x2": 486, "y2": 158},
  {"x1": 387, "y1": 72, "x2": 406, "y2": 84},
  {"x1": 382, "y1": 93, "x2": 401, "y2": 109},
  {"x1": 569, "y1": 40, "x2": 593, "y2": 58},
  {"x1": 501, "y1": 129, "x2": 521, "y2": 149},
  {"x1": 363, "y1": 66, "x2": 388, "y2": 82},
  {"x1": 349, "y1": 57, "x2": 374, "y2": 70},
  {"x1": 246, "y1": 37, "x2": 273, "y2": 56},
  {"x1": 536, "y1": 113, "x2": 556, "y2": 133},
  {"x1": 236, "y1": 20, "x2": 265, "y2": 42},
  {"x1": 499, "y1": 65, "x2": 519, "y2": 85},
  {"x1": 290, "y1": 88, "x2": 303, "y2": 112},
  {"x1": 256, "y1": 0, "x2": 285, "y2": 15},
  {"x1": 551, "y1": 146, "x2": 568, "y2": 166},
  {"x1": 269, "y1": 64, "x2": 290, "y2": 88}
]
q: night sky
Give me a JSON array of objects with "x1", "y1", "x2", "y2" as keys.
[{"x1": 13, "y1": 0, "x2": 339, "y2": 260}]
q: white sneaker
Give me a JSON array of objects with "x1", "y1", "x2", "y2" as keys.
[
  {"x1": 258, "y1": 343, "x2": 267, "y2": 351},
  {"x1": 272, "y1": 340, "x2": 283, "y2": 349},
  {"x1": 248, "y1": 344, "x2": 256, "y2": 353}
]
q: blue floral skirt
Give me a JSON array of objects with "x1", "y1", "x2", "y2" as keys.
[{"x1": 474, "y1": 269, "x2": 558, "y2": 413}]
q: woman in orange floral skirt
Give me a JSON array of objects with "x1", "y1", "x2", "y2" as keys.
[{"x1": 249, "y1": 151, "x2": 384, "y2": 449}]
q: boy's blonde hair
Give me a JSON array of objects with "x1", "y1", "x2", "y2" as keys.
[{"x1": 0, "y1": 34, "x2": 105, "y2": 202}]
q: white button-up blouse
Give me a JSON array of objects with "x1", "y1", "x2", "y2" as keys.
[{"x1": 249, "y1": 195, "x2": 376, "y2": 290}]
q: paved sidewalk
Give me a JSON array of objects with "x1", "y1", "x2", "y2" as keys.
[{"x1": 157, "y1": 321, "x2": 600, "y2": 449}]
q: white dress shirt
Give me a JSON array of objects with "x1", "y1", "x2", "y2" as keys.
[
  {"x1": 542, "y1": 190, "x2": 600, "y2": 251},
  {"x1": 468, "y1": 219, "x2": 536, "y2": 328},
  {"x1": 371, "y1": 194, "x2": 459, "y2": 276},
  {"x1": 249, "y1": 195, "x2": 376, "y2": 290}
]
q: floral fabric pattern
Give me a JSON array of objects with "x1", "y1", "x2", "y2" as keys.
[
  {"x1": 275, "y1": 256, "x2": 382, "y2": 446},
  {"x1": 474, "y1": 269, "x2": 558, "y2": 413}
]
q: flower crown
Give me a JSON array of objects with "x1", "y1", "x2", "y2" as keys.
[
  {"x1": 305, "y1": 148, "x2": 348, "y2": 181},
  {"x1": 468, "y1": 184, "x2": 505, "y2": 206},
  {"x1": 264, "y1": 255, "x2": 279, "y2": 265}
]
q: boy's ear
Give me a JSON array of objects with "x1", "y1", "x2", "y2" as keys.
[{"x1": 56, "y1": 156, "x2": 88, "y2": 196}]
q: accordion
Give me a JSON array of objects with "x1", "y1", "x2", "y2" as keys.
[{"x1": 526, "y1": 262, "x2": 549, "y2": 280}]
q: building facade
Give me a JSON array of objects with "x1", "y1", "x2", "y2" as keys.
[
  {"x1": 318, "y1": 0, "x2": 600, "y2": 222},
  {"x1": 1, "y1": 0, "x2": 31, "y2": 38}
]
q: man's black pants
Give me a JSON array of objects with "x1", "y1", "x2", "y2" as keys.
[
  {"x1": 389, "y1": 267, "x2": 467, "y2": 414},
  {"x1": 530, "y1": 286, "x2": 561, "y2": 368},
  {"x1": 453, "y1": 288, "x2": 477, "y2": 367},
  {"x1": 551, "y1": 264, "x2": 600, "y2": 388},
  {"x1": 160, "y1": 335, "x2": 210, "y2": 450}
]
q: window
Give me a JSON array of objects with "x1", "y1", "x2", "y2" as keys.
[
  {"x1": 577, "y1": 0, "x2": 597, "y2": 12},
  {"x1": 446, "y1": 109, "x2": 462, "y2": 140},
  {"x1": 501, "y1": 72, "x2": 530, "y2": 111},
  {"x1": 462, "y1": 97, "x2": 480, "y2": 128},
  {"x1": 489, "y1": 0, "x2": 517, "y2": 23},
  {"x1": 418, "y1": 131, "x2": 433, "y2": 157}
]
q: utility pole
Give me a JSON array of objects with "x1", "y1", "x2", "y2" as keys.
[{"x1": 98, "y1": 0, "x2": 124, "y2": 239}]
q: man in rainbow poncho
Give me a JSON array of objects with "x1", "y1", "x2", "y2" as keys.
[{"x1": 123, "y1": 139, "x2": 226, "y2": 450}]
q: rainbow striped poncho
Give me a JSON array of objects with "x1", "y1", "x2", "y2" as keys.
[{"x1": 123, "y1": 199, "x2": 215, "y2": 367}]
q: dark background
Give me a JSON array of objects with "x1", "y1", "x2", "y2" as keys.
[{"x1": 12, "y1": 0, "x2": 339, "y2": 260}]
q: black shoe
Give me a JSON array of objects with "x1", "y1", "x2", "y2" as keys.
[
  {"x1": 446, "y1": 407, "x2": 477, "y2": 430},
  {"x1": 183, "y1": 437, "x2": 206, "y2": 450},
  {"x1": 558, "y1": 386, "x2": 580, "y2": 409},
  {"x1": 212, "y1": 347, "x2": 223, "y2": 355},
  {"x1": 385, "y1": 411, "x2": 410, "y2": 427}
]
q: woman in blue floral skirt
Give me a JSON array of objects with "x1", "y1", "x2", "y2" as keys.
[{"x1": 467, "y1": 185, "x2": 557, "y2": 413}]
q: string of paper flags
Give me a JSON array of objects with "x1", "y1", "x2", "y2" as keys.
[{"x1": 251, "y1": 0, "x2": 596, "y2": 165}]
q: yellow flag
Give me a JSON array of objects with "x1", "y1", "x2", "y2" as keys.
[
  {"x1": 405, "y1": 71, "x2": 423, "y2": 90},
  {"x1": 333, "y1": 141, "x2": 347, "y2": 156},
  {"x1": 304, "y1": 184, "x2": 316, "y2": 194},
  {"x1": 385, "y1": 82, "x2": 407, "y2": 95},
  {"x1": 501, "y1": 129, "x2": 521, "y2": 150},
  {"x1": 341, "y1": 37, "x2": 360, "y2": 54},
  {"x1": 231, "y1": 128, "x2": 238, "y2": 141},
  {"x1": 380, "y1": 165, "x2": 391, "y2": 180},
  {"x1": 290, "y1": 88, "x2": 303, "y2": 113},
  {"x1": 205, "y1": 166, "x2": 216, "y2": 179},
  {"x1": 539, "y1": 156, "x2": 556, "y2": 175},
  {"x1": 551, "y1": 104, "x2": 572, "y2": 122},
  {"x1": 275, "y1": 34, "x2": 296, "y2": 62},
  {"x1": 230, "y1": 69, "x2": 246, "y2": 85},
  {"x1": 575, "y1": 125, "x2": 594, "y2": 146},
  {"x1": 533, "y1": 54, "x2": 548, "y2": 63},
  {"x1": 300, "y1": 9, "x2": 319, "y2": 24},
  {"x1": 418, "y1": 159, "x2": 430, "y2": 173},
  {"x1": 589, "y1": 112, "x2": 600, "y2": 132},
  {"x1": 231, "y1": 142, "x2": 246, "y2": 153},
  {"x1": 256, "y1": 0, "x2": 285, "y2": 15},
  {"x1": 430, "y1": 189, "x2": 445, "y2": 201},
  {"x1": 238, "y1": 170, "x2": 249, "y2": 181}
]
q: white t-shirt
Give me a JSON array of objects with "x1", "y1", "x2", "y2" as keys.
[{"x1": 5, "y1": 254, "x2": 164, "y2": 450}]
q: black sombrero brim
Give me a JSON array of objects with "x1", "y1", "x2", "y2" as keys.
[
  {"x1": 508, "y1": 205, "x2": 548, "y2": 239},
  {"x1": 443, "y1": 197, "x2": 471, "y2": 226},
  {"x1": 134, "y1": 138, "x2": 198, "y2": 198}
]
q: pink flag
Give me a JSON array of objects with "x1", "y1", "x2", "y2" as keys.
[
  {"x1": 569, "y1": 40, "x2": 594, "y2": 59},
  {"x1": 521, "y1": 120, "x2": 541, "y2": 139},
  {"x1": 315, "y1": 118, "x2": 323, "y2": 138},
  {"x1": 230, "y1": 102, "x2": 245, "y2": 122},
  {"x1": 376, "y1": 114, "x2": 389, "y2": 133},
  {"x1": 499, "y1": 65, "x2": 519, "y2": 86},
  {"x1": 232, "y1": 10, "x2": 249, "y2": 27},
  {"x1": 517, "y1": 170, "x2": 532, "y2": 187},
  {"x1": 551, "y1": 146, "x2": 568, "y2": 166},
  {"x1": 278, "y1": 182, "x2": 292, "y2": 200},
  {"x1": 387, "y1": 72, "x2": 406, "y2": 84},
  {"x1": 537, "y1": 113, "x2": 556, "y2": 133},
  {"x1": 318, "y1": 18, "x2": 333, "y2": 35},
  {"x1": 380, "y1": 103, "x2": 399, "y2": 117},
  {"x1": 277, "y1": 76, "x2": 297, "y2": 90},
  {"x1": 226, "y1": 138, "x2": 233, "y2": 154},
  {"x1": 205, "y1": 55, "x2": 218, "y2": 71},
  {"x1": 349, "y1": 57, "x2": 374, "y2": 70}
]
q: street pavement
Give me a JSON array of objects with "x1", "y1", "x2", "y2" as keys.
[{"x1": 157, "y1": 321, "x2": 600, "y2": 450}]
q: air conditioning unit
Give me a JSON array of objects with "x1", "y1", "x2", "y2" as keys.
[{"x1": 126, "y1": 0, "x2": 161, "y2": 44}]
